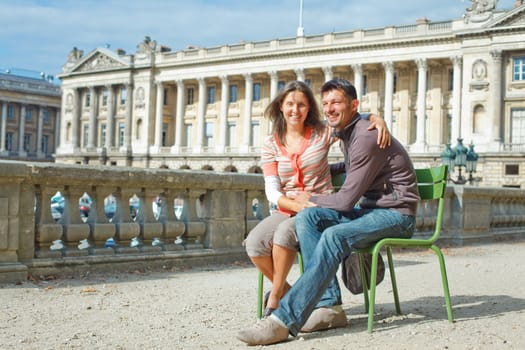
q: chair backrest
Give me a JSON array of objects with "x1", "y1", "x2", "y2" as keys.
[
  {"x1": 331, "y1": 165, "x2": 448, "y2": 243},
  {"x1": 415, "y1": 164, "x2": 448, "y2": 243}
]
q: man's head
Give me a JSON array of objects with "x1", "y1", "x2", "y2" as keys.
[{"x1": 320, "y1": 79, "x2": 359, "y2": 132}]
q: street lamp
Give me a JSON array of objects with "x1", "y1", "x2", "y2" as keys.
[
  {"x1": 440, "y1": 138, "x2": 478, "y2": 185},
  {"x1": 465, "y1": 142, "x2": 479, "y2": 185}
]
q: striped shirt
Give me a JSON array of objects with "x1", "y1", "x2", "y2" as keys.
[{"x1": 261, "y1": 126, "x2": 336, "y2": 215}]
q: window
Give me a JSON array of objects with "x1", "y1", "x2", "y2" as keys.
[
  {"x1": 41, "y1": 135, "x2": 49, "y2": 153},
  {"x1": 205, "y1": 122, "x2": 214, "y2": 146},
  {"x1": 162, "y1": 123, "x2": 168, "y2": 146},
  {"x1": 305, "y1": 79, "x2": 312, "y2": 87},
  {"x1": 505, "y1": 164, "x2": 519, "y2": 176},
  {"x1": 253, "y1": 83, "x2": 262, "y2": 101},
  {"x1": 250, "y1": 121, "x2": 260, "y2": 146},
  {"x1": 43, "y1": 109, "x2": 50, "y2": 123},
  {"x1": 25, "y1": 107, "x2": 32, "y2": 121},
  {"x1": 278, "y1": 80, "x2": 286, "y2": 91},
  {"x1": 119, "y1": 122, "x2": 125, "y2": 147},
  {"x1": 187, "y1": 87, "x2": 194, "y2": 105},
  {"x1": 448, "y1": 69, "x2": 454, "y2": 91},
  {"x1": 23, "y1": 133, "x2": 31, "y2": 152},
  {"x1": 102, "y1": 89, "x2": 108, "y2": 106},
  {"x1": 227, "y1": 122, "x2": 236, "y2": 146},
  {"x1": 163, "y1": 88, "x2": 168, "y2": 105},
  {"x1": 393, "y1": 74, "x2": 397, "y2": 94},
  {"x1": 83, "y1": 124, "x2": 89, "y2": 147},
  {"x1": 100, "y1": 123, "x2": 107, "y2": 147},
  {"x1": 207, "y1": 86, "x2": 215, "y2": 104},
  {"x1": 229, "y1": 85, "x2": 238, "y2": 103},
  {"x1": 120, "y1": 87, "x2": 127, "y2": 105},
  {"x1": 85, "y1": 90, "x2": 91, "y2": 107},
  {"x1": 5, "y1": 132, "x2": 13, "y2": 151},
  {"x1": 511, "y1": 108, "x2": 525, "y2": 144},
  {"x1": 513, "y1": 57, "x2": 525, "y2": 81},
  {"x1": 363, "y1": 75, "x2": 367, "y2": 95},
  {"x1": 185, "y1": 124, "x2": 193, "y2": 147},
  {"x1": 7, "y1": 105, "x2": 14, "y2": 119}
]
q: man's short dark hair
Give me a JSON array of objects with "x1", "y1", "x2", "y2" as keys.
[{"x1": 321, "y1": 78, "x2": 357, "y2": 100}]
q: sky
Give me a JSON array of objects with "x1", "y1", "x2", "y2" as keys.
[{"x1": 0, "y1": 0, "x2": 517, "y2": 82}]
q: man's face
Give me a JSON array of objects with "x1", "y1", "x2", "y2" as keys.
[{"x1": 321, "y1": 88, "x2": 359, "y2": 131}]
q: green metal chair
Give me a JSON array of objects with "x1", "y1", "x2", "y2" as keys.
[{"x1": 355, "y1": 164, "x2": 454, "y2": 332}]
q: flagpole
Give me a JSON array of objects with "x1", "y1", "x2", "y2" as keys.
[{"x1": 297, "y1": 0, "x2": 304, "y2": 37}]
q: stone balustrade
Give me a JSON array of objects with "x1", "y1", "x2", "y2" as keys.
[{"x1": 1, "y1": 160, "x2": 524, "y2": 283}]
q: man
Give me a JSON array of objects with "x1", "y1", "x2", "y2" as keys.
[{"x1": 237, "y1": 78, "x2": 420, "y2": 345}]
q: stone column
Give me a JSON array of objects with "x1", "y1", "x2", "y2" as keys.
[
  {"x1": 36, "y1": 106, "x2": 44, "y2": 157},
  {"x1": 269, "y1": 71, "x2": 279, "y2": 101},
  {"x1": 352, "y1": 64, "x2": 363, "y2": 104},
  {"x1": 218, "y1": 75, "x2": 229, "y2": 153},
  {"x1": 153, "y1": 81, "x2": 164, "y2": 150},
  {"x1": 18, "y1": 104, "x2": 26, "y2": 155},
  {"x1": 383, "y1": 61, "x2": 394, "y2": 131},
  {"x1": 124, "y1": 83, "x2": 133, "y2": 151},
  {"x1": 72, "y1": 89, "x2": 80, "y2": 149},
  {"x1": 172, "y1": 79, "x2": 184, "y2": 153},
  {"x1": 54, "y1": 108, "x2": 60, "y2": 151},
  {"x1": 88, "y1": 86, "x2": 98, "y2": 149},
  {"x1": 413, "y1": 58, "x2": 428, "y2": 151},
  {"x1": 195, "y1": 77, "x2": 206, "y2": 153},
  {"x1": 242, "y1": 73, "x2": 253, "y2": 153},
  {"x1": 490, "y1": 50, "x2": 503, "y2": 145},
  {"x1": 0, "y1": 101, "x2": 7, "y2": 152},
  {"x1": 322, "y1": 66, "x2": 333, "y2": 82},
  {"x1": 106, "y1": 84, "x2": 115, "y2": 148},
  {"x1": 295, "y1": 68, "x2": 305, "y2": 82},
  {"x1": 451, "y1": 56, "x2": 462, "y2": 143}
]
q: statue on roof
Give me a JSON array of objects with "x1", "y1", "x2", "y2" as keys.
[
  {"x1": 464, "y1": 0, "x2": 498, "y2": 23},
  {"x1": 137, "y1": 36, "x2": 157, "y2": 53},
  {"x1": 67, "y1": 47, "x2": 84, "y2": 63}
]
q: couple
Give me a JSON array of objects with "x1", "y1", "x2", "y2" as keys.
[{"x1": 240, "y1": 78, "x2": 420, "y2": 345}]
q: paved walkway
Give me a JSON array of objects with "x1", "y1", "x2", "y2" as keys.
[{"x1": 1, "y1": 241, "x2": 524, "y2": 349}]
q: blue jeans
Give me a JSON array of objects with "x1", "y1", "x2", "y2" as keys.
[{"x1": 273, "y1": 206, "x2": 415, "y2": 336}]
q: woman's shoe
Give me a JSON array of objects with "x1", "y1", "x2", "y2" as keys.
[{"x1": 262, "y1": 307, "x2": 275, "y2": 317}]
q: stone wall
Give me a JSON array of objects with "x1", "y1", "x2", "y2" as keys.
[{"x1": 0, "y1": 160, "x2": 524, "y2": 283}]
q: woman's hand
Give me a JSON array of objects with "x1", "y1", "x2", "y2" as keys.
[{"x1": 368, "y1": 114, "x2": 391, "y2": 149}]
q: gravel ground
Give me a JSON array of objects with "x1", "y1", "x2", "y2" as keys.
[{"x1": 1, "y1": 241, "x2": 524, "y2": 350}]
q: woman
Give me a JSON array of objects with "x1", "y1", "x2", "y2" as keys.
[{"x1": 244, "y1": 81, "x2": 388, "y2": 316}]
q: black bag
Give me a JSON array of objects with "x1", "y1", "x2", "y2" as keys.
[{"x1": 341, "y1": 252, "x2": 386, "y2": 295}]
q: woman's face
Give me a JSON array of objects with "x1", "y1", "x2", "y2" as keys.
[{"x1": 280, "y1": 90, "x2": 310, "y2": 128}]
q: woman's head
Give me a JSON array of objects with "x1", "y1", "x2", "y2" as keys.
[{"x1": 264, "y1": 80, "x2": 323, "y2": 144}]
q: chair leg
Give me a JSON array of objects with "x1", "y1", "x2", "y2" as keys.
[
  {"x1": 386, "y1": 246, "x2": 401, "y2": 314},
  {"x1": 257, "y1": 271, "x2": 264, "y2": 319},
  {"x1": 430, "y1": 245, "x2": 454, "y2": 323},
  {"x1": 367, "y1": 250, "x2": 382, "y2": 333},
  {"x1": 298, "y1": 251, "x2": 304, "y2": 274}
]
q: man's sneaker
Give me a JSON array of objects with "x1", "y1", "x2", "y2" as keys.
[
  {"x1": 300, "y1": 305, "x2": 348, "y2": 333},
  {"x1": 237, "y1": 316, "x2": 289, "y2": 345}
]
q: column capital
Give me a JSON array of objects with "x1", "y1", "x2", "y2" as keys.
[
  {"x1": 197, "y1": 76, "x2": 206, "y2": 84},
  {"x1": 416, "y1": 58, "x2": 427, "y2": 70},
  {"x1": 322, "y1": 66, "x2": 332, "y2": 75},
  {"x1": 243, "y1": 73, "x2": 253, "y2": 82},
  {"x1": 176, "y1": 79, "x2": 184, "y2": 87},
  {"x1": 450, "y1": 56, "x2": 463, "y2": 67},
  {"x1": 219, "y1": 75, "x2": 229, "y2": 84},
  {"x1": 382, "y1": 61, "x2": 394, "y2": 72},
  {"x1": 490, "y1": 50, "x2": 503, "y2": 62},
  {"x1": 268, "y1": 71, "x2": 278, "y2": 80},
  {"x1": 351, "y1": 63, "x2": 362, "y2": 74}
]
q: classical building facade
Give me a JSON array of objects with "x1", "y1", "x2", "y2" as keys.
[
  {"x1": 0, "y1": 71, "x2": 61, "y2": 161},
  {"x1": 57, "y1": 1, "x2": 525, "y2": 187}
]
